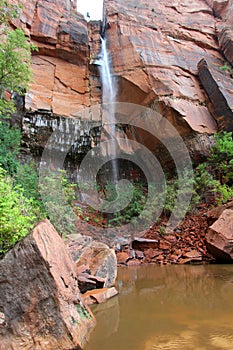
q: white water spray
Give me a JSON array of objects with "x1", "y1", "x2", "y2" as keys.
[{"x1": 99, "y1": 36, "x2": 118, "y2": 183}]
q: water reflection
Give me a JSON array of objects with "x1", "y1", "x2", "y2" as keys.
[{"x1": 85, "y1": 265, "x2": 233, "y2": 350}]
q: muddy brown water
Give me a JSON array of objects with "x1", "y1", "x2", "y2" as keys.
[{"x1": 84, "y1": 264, "x2": 233, "y2": 350}]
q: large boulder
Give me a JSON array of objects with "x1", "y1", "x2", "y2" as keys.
[
  {"x1": 206, "y1": 209, "x2": 233, "y2": 261},
  {"x1": 67, "y1": 234, "x2": 117, "y2": 288},
  {"x1": 206, "y1": 200, "x2": 233, "y2": 225},
  {"x1": 0, "y1": 220, "x2": 95, "y2": 350}
]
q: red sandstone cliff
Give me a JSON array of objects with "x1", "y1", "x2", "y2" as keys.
[
  {"x1": 8, "y1": 0, "x2": 233, "y2": 160},
  {"x1": 9, "y1": 0, "x2": 101, "y2": 118},
  {"x1": 105, "y1": 0, "x2": 233, "y2": 138}
]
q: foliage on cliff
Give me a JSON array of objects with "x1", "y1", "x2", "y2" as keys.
[
  {"x1": 0, "y1": 1, "x2": 42, "y2": 255},
  {"x1": 0, "y1": 0, "x2": 37, "y2": 117}
]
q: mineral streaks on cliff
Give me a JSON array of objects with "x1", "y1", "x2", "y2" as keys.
[
  {"x1": 11, "y1": 0, "x2": 101, "y2": 118},
  {"x1": 105, "y1": 0, "x2": 232, "y2": 136}
]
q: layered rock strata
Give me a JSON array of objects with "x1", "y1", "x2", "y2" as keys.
[
  {"x1": 8, "y1": 0, "x2": 233, "y2": 163},
  {"x1": 104, "y1": 0, "x2": 233, "y2": 158},
  {"x1": 9, "y1": 0, "x2": 101, "y2": 117}
]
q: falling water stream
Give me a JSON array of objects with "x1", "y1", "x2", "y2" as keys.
[{"x1": 99, "y1": 36, "x2": 118, "y2": 183}]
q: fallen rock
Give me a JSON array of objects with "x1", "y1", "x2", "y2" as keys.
[
  {"x1": 78, "y1": 274, "x2": 97, "y2": 293},
  {"x1": 127, "y1": 259, "x2": 142, "y2": 266},
  {"x1": 83, "y1": 287, "x2": 118, "y2": 305},
  {"x1": 135, "y1": 250, "x2": 144, "y2": 259},
  {"x1": 132, "y1": 237, "x2": 159, "y2": 250},
  {"x1": 77, "y1": 264, "x2": 91, "y2": 275},
  {"x1": 67, "y1": 236, "x2": 117, "y2": 288},
  {"x1": 67, "y1": 234, "x2": 93, "y2": 261},
  {"x1": 77, "y1": 273, "x2": 105, "y2": 293},
  {"x1": 159, "y1": 240, "x2": 172, "y2": 250},
  {"x1": 206, "y1": 209, "x2": 233, "y2": 261},
  {"x1": 183, "y1": 250, "x2": 203, "y2": 262},
  {"x1": 116, "y1": 251, "x2": 130, "y2": 265},
  {"x1": 144, "y1": 248, "x2": 162, "y2": 260},
  {"x1": 113, "y1": 237, "x2": 130, "y2": 251},
  {"x1": 0, "y1": 219, "x2": 95, "y2": 350},
  {"x1": 178, "y1": 258, "x2": 194, "y2": 264},
  {"x1": 206, "y1": 201, "x2": 233, "y2": 226}
]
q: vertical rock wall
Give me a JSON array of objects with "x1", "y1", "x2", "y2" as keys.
[
  {"x1": 7, "y1": 0, "x2": 233, "y2": 163},
  {"x1": 104, "y1": 0, "x2": 233, "y2": 154}
]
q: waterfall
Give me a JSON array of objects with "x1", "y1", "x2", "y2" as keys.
[{"x1": 99, "y1": 36, "x2": 118, "y2": 183}]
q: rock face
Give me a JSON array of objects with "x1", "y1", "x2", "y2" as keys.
[
  {"x1": 206, "y1": 209, "x2": 233, "y2": 261},
  {"x1": 198, "y1": 58, "x2": 233, "y2": 131},
  {"x1": 67, "y1": 234, "x2": 118, "y2": 288},
  {"x1": 8, "y1": 0, "x2": 233, "y2": 164},
  {"x1": 10, "y1": 0, "x2": 101, "y2": 117},
  {"x1": 105, "y1": 0, "x2": 233, "y2": 159},
  {"x1": 0, "y1": 220, "x2": 95, "y2": 350},
  {"x1": 213, "y1": 0, "x2": 233, "y2": 65}
]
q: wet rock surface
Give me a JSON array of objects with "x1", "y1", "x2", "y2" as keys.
[{"x1": 0, "y1": 220, "x2": 95, "y2": 350}]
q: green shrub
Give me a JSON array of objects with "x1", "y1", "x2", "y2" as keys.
[
  {"x1": 39, "y1": 169, "x2": 77, "y2": 236},
  {"x1": 208, "y1": 131, "x2": 233, "y2": 185},
  {"x1": 194, "y1": 163, "x2": 219, "y2": 201},
  {"x1": 0, "y1": 167, "x2": 37, "y2": 254},
  {"x1": 193, "y1": 132, "x2": 233, "y2": 205},
  {"x1": 0, "y1": 121, "x2": 21, "y2": 174},
  {"x1": 220, "y1": 62, "x2": 233, "y2": 76},
  {"x1": 101, "y1": 182, "x2": 145, "y2": 226},
  {"x1": 15, "y1": 162, "x2": 41, "y2": 199}
]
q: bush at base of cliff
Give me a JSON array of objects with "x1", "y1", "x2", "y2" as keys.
[
  {"x1": 208, "y1": 131, "x2": 233, "y2": 186},
  {"x1": 0, "y1": 121, "x2": 21, "y2": 175},
  {"x1": 0, "y1": 167, "x2": 39, "y2": 255},
  {"x1": 39, "y1": 169, "x2": 77, "y2": 237},
  {"x1": 194, "y1": 163, "x2": 233, "y2": 205},
  {"x1": 194, "y1": 131, "x2": 233, "y2": 205}
]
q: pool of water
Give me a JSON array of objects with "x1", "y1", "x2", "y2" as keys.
[{"x1": 84, "y1": 264, "x2": 233, "y2": 350}]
